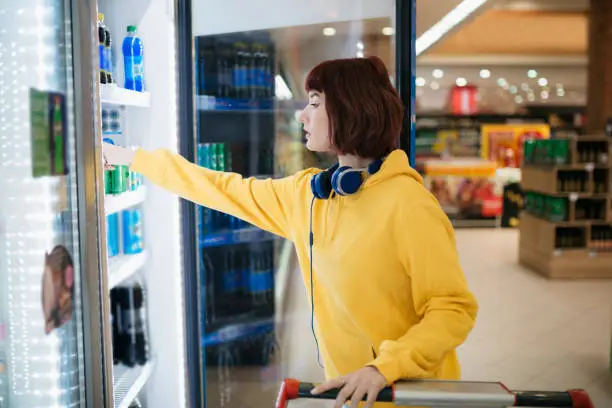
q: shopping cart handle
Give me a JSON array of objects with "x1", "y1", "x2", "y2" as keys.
[
  {"x1": 275, "y1": 379, "x2": 393, "y2": 408},
  {"x1": 276, "y1": 378, "x2": 595, "y2": 408}
]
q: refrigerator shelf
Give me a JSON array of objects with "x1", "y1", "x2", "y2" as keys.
[
  {"x1": 108, "y1": 251, "x2": 148, "y2": 288},
  {"x1": 200, "y1": 227, "x2": 276, "y2": 248},
  {"x1": 101, "y1": 84, "x2": 151, "y2": 108},
  {"x1": 202, "y1": 318, "x2": 274, "y2": 347},
  {"x1": 105, "y1": 186, "x2": 147, "y2": 216},
  {"x1": 113, "y1": 361, "x2": 155, "y2": 408}
]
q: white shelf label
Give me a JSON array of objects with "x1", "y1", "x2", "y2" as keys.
[
  {"x1": 569, "y1": 193, "x2": 579, "y2": 202},
  {"x1": 584, "y1": 163, "x2": 595, "y2": 172}
]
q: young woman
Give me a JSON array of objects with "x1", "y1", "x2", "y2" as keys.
[{"x1": 103, "y1": 56, "x2": 478, "y2": 408}]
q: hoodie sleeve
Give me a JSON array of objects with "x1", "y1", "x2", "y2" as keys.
[
  {"x1": 369, "y1": 199, "x2": 478, "y2": 383},
  {"x1": 130, "y1": 148, "x2": 303, "y2": 240}
]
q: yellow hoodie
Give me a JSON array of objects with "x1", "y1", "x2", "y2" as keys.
[{"x1": 131, "y1": 147, "x2": 478, "y2": 406}]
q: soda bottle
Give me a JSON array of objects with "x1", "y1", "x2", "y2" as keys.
[
  {"x1": 104, "y1": 23, "x2": 114, "y2": 84},
  {"x1": 97, "y1": 14, "x2": 107, "y2": 84},
  {"x1": 122, "y1": 25, "x2": 145, "y2": 92}
]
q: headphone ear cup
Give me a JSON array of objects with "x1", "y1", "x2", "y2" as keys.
[
  {"x1": 311, "y1": 171, "x2": 333, "y2": 199},
  {"x1": 331, "y1": 167, "x2": 363, "y2": 196}
]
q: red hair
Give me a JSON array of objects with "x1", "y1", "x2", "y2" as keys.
[{"x1": 305, "y1": 56, "x2": 404, "y2": 159}]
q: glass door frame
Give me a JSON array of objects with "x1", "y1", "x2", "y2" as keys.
[
  {"x1": 71, "y1": 0, "x2": 116, "y2": 405},
  {"x1": 175, "y1": 1, "x2": 417, "y2": 406}
]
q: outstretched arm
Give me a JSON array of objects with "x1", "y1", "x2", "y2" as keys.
[{"x1": 103, "y1": 143, "x2": 304, "y2": 240}]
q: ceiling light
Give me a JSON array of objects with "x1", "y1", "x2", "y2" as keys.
[
  {"x1": 479, "y1": 69, "x2": 491, "y2": 79},
  {"x1": 527, "y1": 92, "x2": 535, "y2": 102},
  {"x1": 557, "y1": 88, "x2": 565, "y2": 97},
  {"x1": 541, "y1": 90, "x2": 549, "y2": 100},
  {"x1": 521, "y1": 83, "x2": 530, "y2": 92},
  {"x1": 430, "y1": 81, "x2": 440, "y2": 90},
  {"x1": 323, "y1": 27, "x2": 336, "y2": 36},
  {"x1": 527, "y1": 69, "x2": 538, "y2": 79},
  {"x1": 433, "y1": 69, "x2": 444, "y2": 79},
  {"x1": 538, "y1": 77, "x2": 548, "y2": 87},
  {"x1": 515, "y1": 95, "x2": 523, "y2": 104},
  {"x1": 509, "y1": 85, "x2": 517, "y2": 94},
  {"x1": 456, "y1": 77, "x2": 467, "y2": 87},
  {"x1": 416, "y1": 77, "x2": 426, "y2": 87},
  {"x1": 416, "y1": 0, "x2": 489, "y2": 56},
  {"x1": 497, "y1": 78, "x2": 508, "y2": 88},
  {"x1": 356, "y1": 41, "x2": 364, "y2": 50},
  {"x1": 382, "y1": 26, "x2": 395, "y2": 36},
  {"x1": 356, "y1": 51, "x2": 364, "y2": 58}
]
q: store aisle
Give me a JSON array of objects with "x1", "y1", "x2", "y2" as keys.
[{"x1": 278, "y1": 228, "x2": 612, "y2": 407}]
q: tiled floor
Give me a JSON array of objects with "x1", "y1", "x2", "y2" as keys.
[{"x1": 278, "y1": 228, "x2": 612, "y2": 407}]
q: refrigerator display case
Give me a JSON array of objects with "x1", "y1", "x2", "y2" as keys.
[
  {"x1": 0, "y1": 0, "x2": 188, "y2": 407},
  {"x1": 183, "y1": 0, "x2": 413, "y2": 406}
]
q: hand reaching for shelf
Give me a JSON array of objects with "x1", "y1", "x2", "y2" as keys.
[{"x1": 103, "y1": 142, "x2": 136, "y2": 170}]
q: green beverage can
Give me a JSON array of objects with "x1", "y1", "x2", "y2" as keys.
[
  {"x1": 109, "y1": 165, "x2": 129, "y2": 194},
  {"x1": 104, "y1": 169, "x2": 113, "y2": 194},
  {"x1": 523, "y1": 140, "x2": 535, "y2": 165},
  {"x1": 554, "y1": 139, "x2": 569, "y2": 165},
  {"x1": 217, "y1": 143, "x2": 226, "y2": 171},
  {"x1": 209, "y1": 143, "x2": 219, "y2": 171},
  {"x1": 550, "y1": 197, "x2": 567, "y2": 222},
  {"x1": 535, "y1": 194, "x2": 544, "y2": 216},
  {"x1": 200, "y1": 143, "x2": 211, "y2": 169}
]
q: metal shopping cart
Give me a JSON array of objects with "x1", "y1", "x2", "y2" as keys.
[{"x1": 275, "y1": 378, "x2": 595, "y2": 408}]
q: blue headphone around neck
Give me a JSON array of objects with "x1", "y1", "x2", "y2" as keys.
[
  {"x1": 310, "y1": 158, "x2": 384, "y2": 199},
  {"x1": 307, "y1": 157, "x2": 384, "y2": 368}
]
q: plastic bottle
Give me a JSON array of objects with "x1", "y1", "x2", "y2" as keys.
[
  {"x1": 122, "y1": 25, "x2": 145, "y2": 92},
  {"x1": 104, "y1": 23, "x2": 114, "y2": 84},
  {"x1": 97, "y1": 14, "x2": 107, "y2": 84}
]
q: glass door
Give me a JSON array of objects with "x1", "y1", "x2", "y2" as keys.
[
  {"x1": 183, "y1": 1, "x2": 400, "y2": 406},
  {"x1": 0, "y1": 0, "x2": 96, "y2": 406}
]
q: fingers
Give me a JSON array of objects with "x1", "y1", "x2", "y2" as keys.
[
  {"x1": 311, "y1": 376, "x2": 345, "y2": 395},
  {"x1": 364, "y1": 388, "x2": 378, "y2": 408},
  {"x1": 349, "y1": 387, "x2": 367, "y2": 408},
  {"x1": 334, "y1": 382, "x2": 357, "y2": 408}
]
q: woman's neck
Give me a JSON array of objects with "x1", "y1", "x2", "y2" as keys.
[{"x1": 337, "y1": 154, "x2": 374, "y2": 169}]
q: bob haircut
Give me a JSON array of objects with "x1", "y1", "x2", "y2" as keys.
[{"x1": 305, "y1": 56, "x2": 404, "y2": 159}]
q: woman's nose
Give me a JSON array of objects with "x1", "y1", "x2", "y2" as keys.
[{"x1": 298, "y1": 109, "x2": 307, "y2": 124}]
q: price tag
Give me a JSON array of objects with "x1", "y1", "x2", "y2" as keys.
[
  {"x1": 585, "y1": 163, "x2": 595, "y2": 172},
  {"x1": 601, "y1": 153, "x2": 609, "y2": 164},
  {"x1": 569, "y1": 193, "x2": 579, "y2": 202},
  {"x1": 589, "y1": 251, "x2": 598, "y2": 258},
  {"x1": 553, "y1": 249, "x2": 563, "y2": 257}
]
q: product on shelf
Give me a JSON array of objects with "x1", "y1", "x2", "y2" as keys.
[
  {"x1": 104, "y1": 19, "x2": 114, "y2": 84},
  {"x1": 481, "y1": 123, "x2": 550, "y2": 168},
  {"x1": 97, "y1": 14, "x2": 108, "y2": 84},
  {"x1": 106, "y1": 213, "x2": 120, "y2": 257},
  {"x1": 524, "y1": 192, "x2": 568, "y2": 222},
  {"x1": 555, "y1": 227, "x2": 585, "y2": 250},
  {"x1": 111, "y1": 283, "x2": 149, "y2": 367},
  {"x1": 122, "y1": 208, "x2": 144, "y2": 255},
  {"x1": 524, "y1": 137, "x2": 610, "y2": 166},
  {"x1": 197, "y1": 142, "x2": 252, "y2": 235},
  {"x1": 102, "y1": 108, "x2": 121, "y2": 134},
  {"x1": 574, "y1": 198, "x2": 606, "y2": 221},
  {"x1": 123, "y1": 25, "x2": 145, "y2": 92},
  {"x1": 590, "y1": 225, "x2": 612, "y2": 252},
  {"x1": 196, "y1": 34, "x2": 275, "y2": 107}
]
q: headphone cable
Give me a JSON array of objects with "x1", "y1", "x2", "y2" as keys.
[{"x1": 309, "y1": 195, "x2": 324, "y2": 368}]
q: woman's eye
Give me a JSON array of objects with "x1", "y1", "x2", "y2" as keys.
[{"x1": 309, "y1": 103, "x2": 319, "y2": 108}]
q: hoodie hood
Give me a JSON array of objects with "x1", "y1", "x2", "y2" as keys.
[{"x1": 364, "y1": 149, "x2": 423, "y2": 188}]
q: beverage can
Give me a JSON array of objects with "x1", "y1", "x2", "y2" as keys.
[
  {"x1": 122, "y1": 208, "x2": 144, "y2": 254},
  {"x1": 106, "y1": 214, "x2": 120, "y2": 257}
]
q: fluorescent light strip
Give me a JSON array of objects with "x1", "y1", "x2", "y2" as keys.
[{"x1": 416, "y1": 0, "x2": 488, "y2": 56}]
